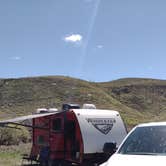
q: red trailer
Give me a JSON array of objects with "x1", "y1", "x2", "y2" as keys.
[{"x1": 0, "y1": 104, "x2": 127, "y2": 166}]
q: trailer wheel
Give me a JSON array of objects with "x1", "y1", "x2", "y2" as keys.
[{"x1": 48, "y1": 159, "x2": 65, "y2": 166}]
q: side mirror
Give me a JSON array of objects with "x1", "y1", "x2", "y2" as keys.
[{"x1": 103, "y1": 142, "x2": 117, "y2": 154}]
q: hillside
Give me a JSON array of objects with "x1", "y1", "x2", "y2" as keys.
[
  {"x1": 0, "y1": 76, "x2": 166, "y2": 128},
  {"x1": 97, "y1": 78, "x2": 166, "y2": 125}
]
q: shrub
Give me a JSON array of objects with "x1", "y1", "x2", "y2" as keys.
[{"x1": 0, "y1": 126, "x2": 30, "y2": 145}]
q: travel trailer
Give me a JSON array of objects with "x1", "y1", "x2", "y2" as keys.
[{"x1": 0, "y1": 104, "x2": 127, "y2": 166}]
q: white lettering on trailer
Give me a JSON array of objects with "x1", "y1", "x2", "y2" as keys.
[{"x1": 86, "y1": 118, "x2": 116, "y2": 135}]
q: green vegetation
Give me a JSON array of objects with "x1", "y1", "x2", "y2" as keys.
[{"x1": 0, "y1": 126, "x2": 30, "y2": 145}]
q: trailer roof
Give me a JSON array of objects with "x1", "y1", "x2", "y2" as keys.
[
  {"x1": 72, "y1": 109, "x2": 119, "y2": 116},
  {"x1": 0, "y1": 108, "x2": 119, "y2": 127}
]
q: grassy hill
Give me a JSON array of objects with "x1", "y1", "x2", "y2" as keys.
[{"x1": 1, "y1": 76, "x2": 166, "y2": 128}]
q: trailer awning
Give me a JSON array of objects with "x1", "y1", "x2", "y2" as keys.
[
  {"x1": 1, "y1": 112, "x2": 57, "y2": 124},
  {"x1": 0, "y1": 111, "x2": 62, "y2": 129}
]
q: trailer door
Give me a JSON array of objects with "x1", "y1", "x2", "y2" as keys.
[
  {"x1": 50, "y1": 117, "x2": 64, "y2": 160},
  {"x1": 65, "y1": 120, "x2": 79, "y2": 160}
]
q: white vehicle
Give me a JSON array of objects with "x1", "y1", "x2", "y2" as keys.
[{"x1": 100, "y1": 122, "x2": 166, "y2": 166}]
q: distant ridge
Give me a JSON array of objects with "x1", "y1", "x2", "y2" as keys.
[{"x1": 0, "y1": 76, "x2": 166, "y2": 128}]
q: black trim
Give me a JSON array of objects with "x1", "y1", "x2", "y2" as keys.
[{"x1": 83, "y1": 153, "x2": 109, "y2": 165}]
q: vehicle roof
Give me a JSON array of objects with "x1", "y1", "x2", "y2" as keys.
[{"x1": 137, "y1": 121, "x2": 166, "y2": 127}]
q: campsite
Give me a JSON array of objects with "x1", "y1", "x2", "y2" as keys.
[
  {"x1": 1, "y1": 77, "x2": 166, "y2": 165},
  {"x1": 0, "y1": 0, "x2": 166, "y2": 165}
]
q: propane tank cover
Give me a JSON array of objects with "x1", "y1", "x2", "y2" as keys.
[
  {"x1": 48, "y1": 108, "x2": 58, "y2": 112},
  {"x1": 82, "y1": 104, "x2": 96, "y2": 109},
  {"x1": 36, "y1": 108, "x2": 48, "y2": 114}
]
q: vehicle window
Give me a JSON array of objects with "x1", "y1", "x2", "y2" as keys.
[
  {"x1": 52, "y1": 118, "x2": 62, "y2": 131},
  {"x1": 118, "y1": 126, "x2": 166, "y2": 155}
]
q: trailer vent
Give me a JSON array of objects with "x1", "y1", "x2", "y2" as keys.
[
  {"x1": 36, "y1": 108, "x2": 48, "y2": 114},
  {"x1": 82, "y1": 104, "x2": 96, "y2": 109},
  {"x1": 36, "y1": 108, "x2": 58, "y2": 114},
  {"x1": 48, "y1": 108, "x2": 58, "y2": 112},
  {"x1": 62, "y1": 104, "x2": 80, "y2": 111}
]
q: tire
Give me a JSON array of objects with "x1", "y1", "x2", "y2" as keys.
[{"x1": 48, "y1": 159, "x2": 65, "y2": 166}]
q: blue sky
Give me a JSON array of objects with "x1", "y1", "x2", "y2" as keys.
[{"x1": 0, "y1": 0, "x2": 166, "y2": 82}]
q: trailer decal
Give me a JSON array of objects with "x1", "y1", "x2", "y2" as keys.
[{"x1": 86, "y1": 118, "x2": 116, "y2": 135}]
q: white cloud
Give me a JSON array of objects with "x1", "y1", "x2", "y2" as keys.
[
  {"x1": 97, "y1": 45, "x2": 103, "y2": 49},
  {"x1": 10, "y1": 56, "x2": 21, "y2": 60},
  {"x1": 147, "y1": 66, "x2": 153, "y2": 71},
  {"x1": 63, "y1": 34, "x2": 83, "y2": 44}
]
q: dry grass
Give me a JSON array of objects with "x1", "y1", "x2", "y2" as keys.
[{"x1": 0, "y1": 143, "x2": 31, "y2": 166}]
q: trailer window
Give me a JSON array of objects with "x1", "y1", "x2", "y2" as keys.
[
  {"x1": 37, "y1": 135, "x2": 46, "y2": 145},
  {"x1": 52, "y1": 118, "x2": 62, "y2": 131}
]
